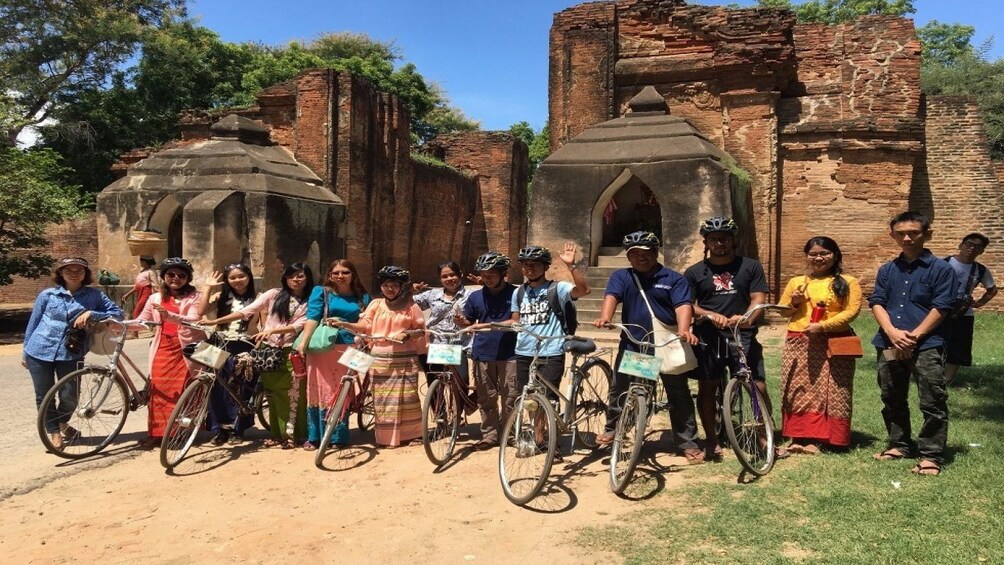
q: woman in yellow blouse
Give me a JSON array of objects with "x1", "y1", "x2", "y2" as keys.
[{"x1": 779, "y1": 236, "x2": 862, "y2": 453}]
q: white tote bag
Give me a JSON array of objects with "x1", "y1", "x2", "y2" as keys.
[{"x1": 632, "y1": 272, "x2": 698, "y2": 375}]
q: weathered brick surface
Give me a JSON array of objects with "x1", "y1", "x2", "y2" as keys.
[
  {"x1": 0, "y1": 214, "x2": 99, "y2": 304},
  {"x1": 913, "y1": 96, "x2": 1004, "y2": 312}
]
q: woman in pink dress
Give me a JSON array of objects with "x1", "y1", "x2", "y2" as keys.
[
  {"x1": 332, "y1": 266, "x2": 425, "y2": 447},
  {"x1": 120, "y1": 256, "x2": 157, "y2": 318}
]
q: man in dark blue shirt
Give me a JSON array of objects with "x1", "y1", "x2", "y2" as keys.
[
  {"x1": 869, "y1": 211, "x2": 956, "y2": 476},
  {"x1": 592, "y1": 232, "x2": 701, "y2": 462},
  {"x1": 459, "y1": 251, "x2": 518, "y2": 450}
]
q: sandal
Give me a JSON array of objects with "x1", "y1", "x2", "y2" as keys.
[
  {"x1": 705, "y1": 446, "x2": 724, "y2": 462},
  {"x1": 263, "y1": 438, "x2": 282, "y2": 448},
  {"x1": 911, "y1": 459, "x2": 942, "y2": 476},
  {"x1": 595, "y1": 431, "x2": 615, "y2": 445},
  {"x1": 301, "y1": 441, "x2": 317, "y2": 451},
  {"x1": 281, "y1": 439, "x2": 297, "y2": 450},
  {"x1": 683, "y1": 448, "x2": 705, "y2": 465},
  {"x1": 775, "y1": 446, "x2": 791, "y2": 460},
  {"x1": 873, "y1": 448, "x2": 909, "y2": 461}
]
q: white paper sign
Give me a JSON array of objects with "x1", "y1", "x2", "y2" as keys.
[
  {"x1": 427, "y1": 343, "x2": 463, "y2": 366},
  {"x1": 337, "y1": 347, "x2": 375, "y2": 373}
]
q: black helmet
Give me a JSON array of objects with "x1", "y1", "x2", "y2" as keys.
[
  {"x1": 699, "y1": 216, "x2": 739, "y2": 236},
  {"x1": 474, "y1": 251, "x2": 511, "y2": 272},
  {"x1": 517, "y1": 246, "x2": 552, "y2": 265},
  {"x1": 622, "y1": 231, "x2": 660, "y2": 250},
  {"x1": 159, "y1": 257, "x2": 194, "y2": 278},
  {"x1": 376, "y1": 265, "x2": 410, "y2": 283}
]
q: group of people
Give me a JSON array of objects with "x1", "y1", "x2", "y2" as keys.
[{"x1": 24, "y1": 211, "x2": 996, "y2": 478}]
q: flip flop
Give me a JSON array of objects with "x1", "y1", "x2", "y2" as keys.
[
  {"x1": 683, "y1": 448, "x2": 705, "y2": 465},
  {"x1": 911, "y1": 459, "x2": 942, "y2": 476},
  {"x1": 873, "y1": 448, "x2": 908, "y2": 461},
  {"x1": 595, "y1": 431, "x2": 614, "y2": 445}
]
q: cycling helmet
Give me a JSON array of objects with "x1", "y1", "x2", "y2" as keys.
[
  {"x1": 517, "y1": 245, "x2": 552, "y2": 265},
  {"x1": 622, "y1": 231, "x2": 660, "y2": 250},
  {"x1": 159, "y1": 257, "x2": 194, "y2": 278},
  {"x1": 474, "y1": 251, "x2": 511, "y2": 272},
  {"x1": 376, "y1": 265, "x2": 410, "y2": 283},
  {"x1": 699, "y1": 216, "x2": 739, "y2": 236}
]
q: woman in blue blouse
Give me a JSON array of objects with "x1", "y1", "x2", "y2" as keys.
[
  {"x1": 294, "y1": 259, "x2": 370, "y2": 450},
  {"x1": 23, "y1": 257, "x2": 123, "y2": 449}
]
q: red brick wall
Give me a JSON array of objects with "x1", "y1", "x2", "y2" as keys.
[
  {"x1": 0, "y1": 214, "x2": 99, "y2": 304},
  {"x1": 913, "y1": 96, "x2": 1004, "y2": 312}
]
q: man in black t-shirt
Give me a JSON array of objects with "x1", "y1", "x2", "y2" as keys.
[{"x1": 684, "y1": 217, "x2": 782, "y2": 461}]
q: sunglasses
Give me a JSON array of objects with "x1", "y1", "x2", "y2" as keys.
[{"x1": 163, "y1": 272, "x2": 189, "y2": 280}]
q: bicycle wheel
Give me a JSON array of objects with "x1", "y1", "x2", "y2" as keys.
[
  {"x1": 316, "y1": 379, "x2": 352, "y2": 468},
  {"x1": 255, "y1": 389, "x2": 270, "y2": 430},
  {"x1": 723, "y1": 378, "x2": 776, "y2": 476},
  {"x1": 37, "y1": 368, "x2": 129, "y2": 459},
  {"x1": 356, "y1": 388, "x2": 375, "y2": 431},
  {"x1": 422, "y1": 377, "x2": 461, "y2": 465},
  {"x1": 572, "y1": 358, "x2": 612, "y2": 449},
  {"x1": 498, "y1": 391, "x2": 556, "y2": 505},
  {"x1": 160, "y1": 376, "x2": 212, "y2": 469},
  {"x1": 610, "y1": 389, "x2": 648, "y2": 494}
]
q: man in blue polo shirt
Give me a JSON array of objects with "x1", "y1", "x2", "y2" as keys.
[
  {"x1": 592, "y1": 232, "x2": 701, "y2": 462},
  {"x1": 870, "y1": 211, "x2": 956, "y2": 476},
  {"x1": 459, "y1": 251, "x2": 518, "y2": 450}
]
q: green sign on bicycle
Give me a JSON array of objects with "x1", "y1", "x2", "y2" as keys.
[
  {"x1": 619, "y1": 350, "x2": 661, "y2": 381},
  {"x1": 427, "y1": 343, "x2": 463, "y2": 365}
]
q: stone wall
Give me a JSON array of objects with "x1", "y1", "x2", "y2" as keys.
[
  {"x1": 0, "y1": 214, "x2": 99, "y2": 304},
  {"x1": 912, "y1": 95, "x2": 1004, "y2": 312}
]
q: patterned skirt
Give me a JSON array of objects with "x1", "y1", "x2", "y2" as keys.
[
  {"x1": 780, "y1": 332, "x2": 855, "y2": 447},
  {"x1": 305, "y1": 344, "x2": 350, "y2": 444},
  {"x1": 370, "y1": 351, "x2": 422, "y2": 447},
  {"x1": 148, "y1": 334, "x2": 190, "y2": 438}
]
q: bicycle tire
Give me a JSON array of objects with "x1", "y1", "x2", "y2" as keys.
[
  {"x1": 160, "y1": 376, "x2": 212, "y2": 469},
  {"x1": 610, "y1": 389, "x2": 648, "y2": 494},
  {"x1": 356, "y1": 389, "x2": 375, "y2": 431},
  {"x1": 37, "y1": 368, "x2": 129, "y2": 459},
  {"x1": 723, "y1": 377, "x2": 776, "y2": 476},
  {"x1": 422, "y1": 377, "x2": 461, "y2": 465},
  {"x1": 315, "y1": 379, "x2": 352, "y2": 468},
  {"x1": 498, "y1": 391, "x2": 556, "y2": 506},
  {"x1": 255, "y1": 389, "x2": 270, "y2": 430},
  {"x1": 572, "y1": 358, "x2": 612, "y2": 449}
]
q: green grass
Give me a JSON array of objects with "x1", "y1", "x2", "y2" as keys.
[{"x1": 579, "y1": 313, "x2": 1004, "y2": 564}]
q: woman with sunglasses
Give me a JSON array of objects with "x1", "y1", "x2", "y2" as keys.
[
  {"x1": 134, "y1": 258, "x2": 206, "y2": 448},
  {"x1": 198, "y1": 263, "x2": 261, "y2": 445},
  {"x1": 203, "y1": 263, "x2": 315, "y2": 448},
  {"x1": 294, "y1": 260, "x2": 370, "y2": 450},
  {"x1": 779, "y1": 237, "x2": 863, "y2": 454},
  {"x1": 23, "y1": 257, "x2": 123, "y2": 449}
]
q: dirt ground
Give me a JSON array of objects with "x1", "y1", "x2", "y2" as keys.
[{"x1": 0, "y1": 338, "x2": 717, "y2": 565}]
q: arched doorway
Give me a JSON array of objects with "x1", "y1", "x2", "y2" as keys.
[{"x1": 590, "y1": 169, "x2": 663, "y2": 261}]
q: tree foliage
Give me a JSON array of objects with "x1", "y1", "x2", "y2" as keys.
[
  {"x1": 508, "y1": 121, "x2": 551, "y2": 182},
  {"x1": 0, "y1": 0, "x2": 185, "y2": 146},
  {"x1": 754, "y1": 0, "x2": 915, "y2": 23},
  {"x1": 0, "y1": 148, "x2": 83, "y2": 284}
]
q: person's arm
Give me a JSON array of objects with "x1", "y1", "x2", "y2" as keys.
[
  {"x1": 974, "y1": 286, "x2": 998, "y2": 308},
  {"x1": 819, "y1": 277, "x2": 863, "y2": 331},
  {"x1": 331, "y1": 299, "x2": 376, "y2": 335},
  {"x1": 22, "y1": 291, "x2": 49, "y2": 361},
  {"x1": 90, "y1": 289, "x2": 125, "y2": 321},
  {"x1": 592, "y1": 295, "x2": 621, "y2": 328},
  {"x1": 559, "y1": 242, "x2": 590, "y2": 298},
  {"x1": 674, "y1": 303, "x2": 698, "y2": 345},
  {"x1": 197, "y1": 271, "x2": 223, "y2": 316}
]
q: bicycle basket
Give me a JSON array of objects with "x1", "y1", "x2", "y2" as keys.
[{"x1": 185, "y1": 340, "x2": 230, "y2": 369}]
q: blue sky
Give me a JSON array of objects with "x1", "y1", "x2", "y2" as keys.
[{"x1": 189, "y1": 0, "x2": 1003, "y2": 132}]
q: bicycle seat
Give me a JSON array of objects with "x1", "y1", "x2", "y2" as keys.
[{"x1": 563, "y1": 338, "x2": 596, "y2": 355}]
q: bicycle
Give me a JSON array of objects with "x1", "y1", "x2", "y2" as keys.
[
  {"x1": 496, "y1": 323, "x2": 612, "y2": 506},
  {"x1": 36, "y1": 318, "x2": 159, "y2": 459},
  {"x1": 314, "y1": 332, "x2": 394, "y2": 469},
  {"x1": 602, "y1": 322, "x2": 680, "y2": 494},
  {"x1": 419, "y1": 328, "x2": 480, "y2": 466},
  {"x1": 705, "y1": 303, "x2": 792, "y2": 477},
  {"x1": 160, "y1": 323, "x2": 266, "y2": 470}
]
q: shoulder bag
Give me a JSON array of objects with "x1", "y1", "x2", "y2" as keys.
[
  {"x1": 631, "y1": 272, "x2": 698, "y2": 375},
  {"x1": 826, "y1": 331, "x2": 864, "y2": 358},
  {"x1": 292, "y1": 289, "x2": 340, "y2": 353}
]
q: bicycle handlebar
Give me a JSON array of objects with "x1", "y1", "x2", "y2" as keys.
[
  {"x1": 489, "y1": 322, "x2": 584, "y2": 343},
  {"x1": 601, "y1": 322, "x2": 681, "y2": 348}
]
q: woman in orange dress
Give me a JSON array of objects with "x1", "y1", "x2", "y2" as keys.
[{"x1": 333, "y1": 266, "x2": 425, "y2": 447}]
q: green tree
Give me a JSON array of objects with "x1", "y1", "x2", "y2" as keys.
[
  {"x1": 922, "y1": 48, "x2": 1004, "y2": 160},
  {"x1": 0, "y1": 0, "x2": 185, "y2": 146},
  {"x1": 0, "y1": 148, "x2": 83, "y2": 284},
  {"x1": 917, "y1": 20, "x2": 976, "y2": 67},
  {"x1": 508, "y1": 121, "x2": 551, "y2": 182},
  {"x1": 508, "y1": 121, "x2": 535, "y2": 147},
  {"x1": 753, "y1": 0, "x2": 915, "y2": 23}
]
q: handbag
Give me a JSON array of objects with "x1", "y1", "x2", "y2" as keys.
[
  {"x1": 292, "y1": 290, "x2": 340, "y2": 353},
  {"x1": 250, "y1": 344, "x2": 285, "y2": 372},
  {"x1": 826, "y1": 332, "x2": 864, "y2": 358},
  {"x1": 631, "y1": 272, "x2": 698, "y2": 375},
  {"x1": 64, "y1": 326, "x2": 87, "y2": 355},
  {"x1": 98, "y1": 269, "x2": 120, "y2": 286}
]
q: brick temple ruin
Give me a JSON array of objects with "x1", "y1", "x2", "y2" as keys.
[
  {"x1": 3, "y1": 0, "x2": 1002, "y2": 313},
  {"x1": 540, "y1": 0, "x2": 1004, "y2": 308}
]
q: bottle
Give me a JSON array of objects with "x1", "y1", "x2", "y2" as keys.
[
  {"x1": 289, "y1": 350, "x2": 307, "y2": 377},
  {"x1": 810, "y1": 301, "x2": 826, "y2": 323}
]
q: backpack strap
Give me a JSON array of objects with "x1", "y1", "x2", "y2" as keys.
[{"x1": 546, "y1": 282, "x2": 567, "y2": 334}]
